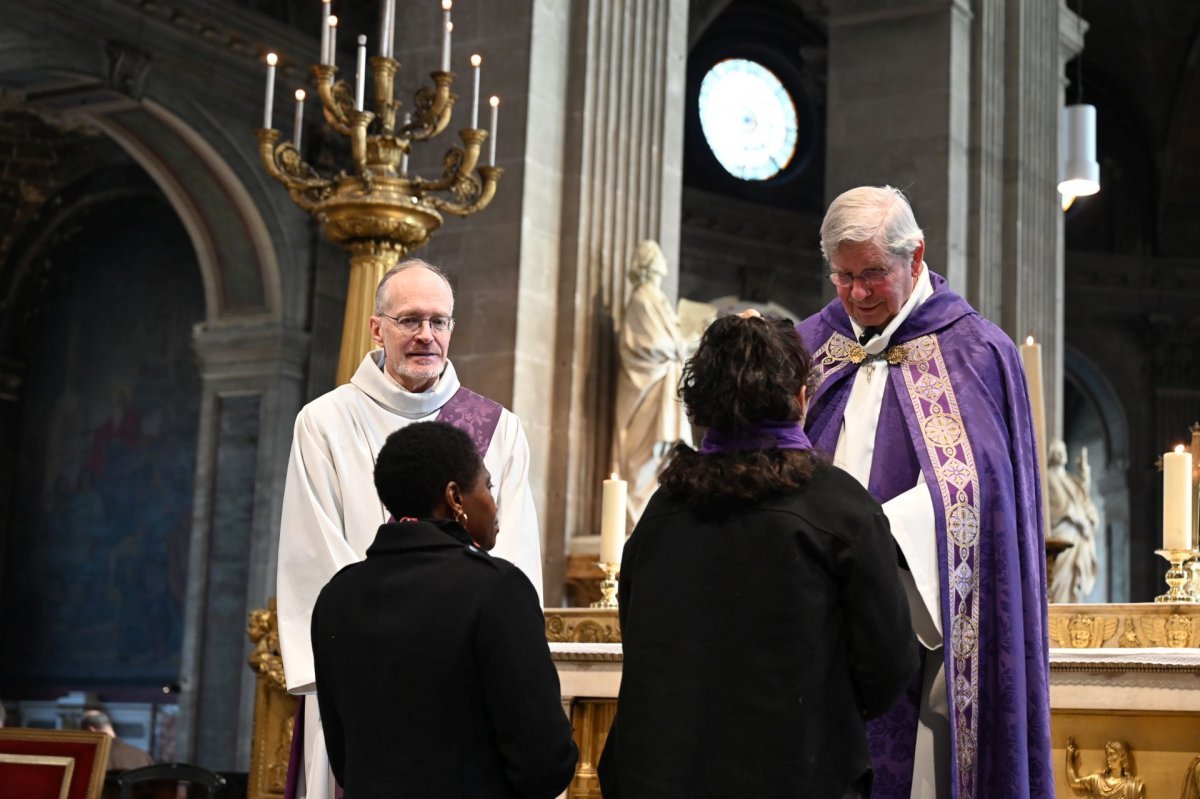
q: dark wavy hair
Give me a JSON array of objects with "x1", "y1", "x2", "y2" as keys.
[
  {"x1": 659, "y1": 314, "x2": 820, "y2": 506},
  {"x1": 374, "y1": 422, "x2": 483, "y2": 519}
]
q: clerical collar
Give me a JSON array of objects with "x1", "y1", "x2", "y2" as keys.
[
  {"x1": 349, "y1": 349, "x2": 461, "y2": 418},
  {"x1": 850, "y1": 264, "x2": 933, "y2": 355}
]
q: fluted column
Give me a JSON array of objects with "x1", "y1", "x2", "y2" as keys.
[
  {"x1": 527, "y1": 0, "x2": 688, "y2": 601},
  {"x1": 1003, "y1": 0, "x2": 1066, "y2": 440}
]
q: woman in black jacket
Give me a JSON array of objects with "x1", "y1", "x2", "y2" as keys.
[
  {"x1": 311, "y1": 422, "x2": 578, "y2": 798},
  {"x1": 598, "y1": 313, "x2": 919, "y2": 799}
]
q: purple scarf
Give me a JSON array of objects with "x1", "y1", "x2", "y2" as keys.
[{"x1": 699, "y1": 420, "x2": 812, "y2": 454}]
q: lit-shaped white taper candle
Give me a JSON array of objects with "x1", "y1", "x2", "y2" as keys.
[
  {"x1": 327, "y1": 15, "x2": 339, "y2": 69},
  {"x1": 355, "y1": 35, "x2": 367, "y2": 110},
  {"x1": 488, "y1": 95, "x2": 499, "y2": 165},
  {"x1": 600, "y1": 473, "x2": 628, "y2": 564},
  {"x1": 441, "y1": 0, "x2": 452, "y2": 72},
  {"x1": 320, "y1": 0, "x2": 332, "y2": 65},
  {"x1": 469, "y1": 54, "x2": 481, "y2": 129},
  {"x1": 293, "y1": 88, "x2": 305, "y2": 149},
  {"x1": 379, "y1": 0, "x2": 395, "y2": 58},
  {"x1": 262, "y1": 53, "x2": 278, "y2": 129},
  {"x1": 1164, "y1": 444, "x2": 1194, "y2": 551}
]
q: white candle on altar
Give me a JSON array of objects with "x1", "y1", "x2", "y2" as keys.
[
  {"x1": 488, "y1": 95, "x2": 499, "y2": 165},
  {"x1": 354, "y1": 35, "x2": 367, "y2": 110},
  {"x1": 293, "y1": 89, "x2": 305, "y2": 149},
  {"x1": 600, "y1": 473, "x2": 628, "y2": 564},
  {"x1": 441, "y1": 0, "x2": 453, "y2": 72},
  {"x1": 469, "y1": 54, "x2": 481, "y2": 129},
  {"x1": 320, "y1": 0, "x2": 332, "y2": 65},
  {"x1": 327, "y1": 15, "x2": 339, "y2": 69},
  {"x1": 262, "y1": 53, "x2": 278, "y2": 129},
  {"x1": 1164, "y1": 445, "x2": 1193, "y2": 551},
  {"x1": 1020, "y1": 335, "x2": 1050, "y2": 535}
]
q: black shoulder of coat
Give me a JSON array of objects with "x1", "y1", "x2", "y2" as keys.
[{"x1": 460, "y1": 545, "x2": 503, "y2": 571}]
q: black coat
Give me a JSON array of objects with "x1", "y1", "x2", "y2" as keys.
[
  {"x1": 311, "y1": 518, "x2": 578, "y2": 799},
  {"x1": 598, "y1": 461, "x2": 919, "y2": 799}
]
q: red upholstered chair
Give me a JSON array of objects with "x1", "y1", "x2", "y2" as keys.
[{"x1": 0, "y1": 728, "x2": 111, "y2": 799}]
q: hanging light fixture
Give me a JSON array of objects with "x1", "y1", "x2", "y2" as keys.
[{"x1": 1059, "y1": 0, "x2": 1099, "y2": 207}]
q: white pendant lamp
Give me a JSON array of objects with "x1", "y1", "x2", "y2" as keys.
[{"x1": 1058, "y1": 103, "x2": 1100, "y2": 198}]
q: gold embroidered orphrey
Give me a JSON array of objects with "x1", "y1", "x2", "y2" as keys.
[{"x1": 813, "y1": 331, "x2": 983, "y2": 799}]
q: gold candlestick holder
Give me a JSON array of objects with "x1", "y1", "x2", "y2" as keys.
[
  {"x1": 1187, "y1": 556, "x2": 1200, "y2": 601},
  {"x1": 1154, "y1": 548, "x2": 1198, "y2": 603},
  {"x1": 590, "y1": 561, "x2": 620, "y2": 609}
]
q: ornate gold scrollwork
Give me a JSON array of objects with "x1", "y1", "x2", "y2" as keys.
[
  {"x1": 545, "y1": 610, "x2": 621, "y2": 644},
  {"x1": 1050, "y1": 614, "x2": 1119, "y2": 648}
]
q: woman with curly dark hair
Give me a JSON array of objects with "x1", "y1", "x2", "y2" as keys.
[{"x1": 598, "y1": 313, "x2": 919, "y2": 799}]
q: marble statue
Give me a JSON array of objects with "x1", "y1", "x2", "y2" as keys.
[
  {"x1": 1047, "y1": 439, "x2": 1101, "y2": 603},
  {"x1": 1065, "y1": 738, "x2": 1145, "y2": 799},
  {"x1": 615, "y1": 240, "x2": 694, "y2": 530}
]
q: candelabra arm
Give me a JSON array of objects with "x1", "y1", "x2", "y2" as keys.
[
  {"x1": 254, "y1": 128, "x2": 333, "y2": 212},
  {"x1": 403, "y1": 72, "x2": 455, "y2": 142},
  {"x1": 369, "y1": 55, "x2": 401, "y2": 135},
  {"x1": 410, "y1": 129, "x2": 486, "y2": 194},
  {"x1": 347, "y1": 110, "x2": 376, "y2": 186},
  {"x1": 427, "y1": 165, "x2": 503, "y2": 217},
  {"x1": 314, "y1": 64, "x2": 355, "y2": 136}
]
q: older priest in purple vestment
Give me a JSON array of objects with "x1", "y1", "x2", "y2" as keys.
[{"x1": 796, "y1": 186, "x2": 1051, "y2": 799}]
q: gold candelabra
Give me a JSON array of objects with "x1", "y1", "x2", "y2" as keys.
[
  {"x1": 591, "y1": 562, "x2": 620, "y2": 609},
  {"x1": 255, "y1": 51, "x2": 501, "y2": 384}
]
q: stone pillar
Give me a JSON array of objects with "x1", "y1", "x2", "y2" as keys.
[
  {"x1": 1002, "y1": 0, "x2": 1066, "y2": 440},
  {"x1": 965, "y1": 0, "x2": 1005, "y2": 321},
  {"x1": 826, "y1": 0, "x2": 973, "y2": 292},
  {"x1": 176, "y1": 322, "x2": 307, "y2": 770},
  {"x1": 529, "y1": 0, "x2": 689, "y2": 603}
]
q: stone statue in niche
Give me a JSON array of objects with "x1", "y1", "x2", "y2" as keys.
[
  {"x1": 1047, "y1": 439, "x2": 1101, "y2": 603},
  {"x1": 1065, "y1": 738, "x2": 1145, "y2": 799},
  {"x1": 615, "y1": 240, "x2": 696, "y2": 530}
]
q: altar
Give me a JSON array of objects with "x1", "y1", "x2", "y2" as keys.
[{"x1": 546, "y1": 605, "x2": 1200, "y2": 799}]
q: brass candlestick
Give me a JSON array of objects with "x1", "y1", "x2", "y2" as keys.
[
  {"x1": 590, "y1": 561, "x2": 620, "y2": 609},
  {"x1": 1154, "y1": 548, "x2": 1197, "y2": 603},
  {"x1": 255, "y1": 58, "x2": 502, "y2": 385}
]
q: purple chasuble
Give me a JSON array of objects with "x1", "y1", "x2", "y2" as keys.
[
  {"x1": 797, "y1": 271, "x2": 1052, "y2": 799},
  {"x1": 284, "y1": 385, "x2": 503, "y2": 799}
]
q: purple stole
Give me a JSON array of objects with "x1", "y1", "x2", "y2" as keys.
[
  {"x1": 798, "y1": 273, "x2": 1052, "y2": 799},
  {"x1": 284, "y1": 385, "x2": 504, "y2": 799}
]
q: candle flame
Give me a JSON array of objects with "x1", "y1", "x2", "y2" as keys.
[
  {"x1": 357, "y1": 34, "x2": 367, "y2": 45},
  {"x1": 471, "y1": 53, "x2": 482, "y2": 67},
  {"x1": 1025, "y1": 335, "x2": 1034, "y2": 346},
  {"x1": 328, "y1": 15, "x2": 338, "y2": 27},
  {"x1": 442, "y1": 0, "x2": 452, "y2": 9},
  {"x1": 1177, "y1": 444, "x2": 1186, "y2": 454},
  {"x1": 266, "y1": 52, "x2": 278, "y2": 66},
  {"x1": 295, "y1": 89, "x2": 306, "y2": 101},
  {"x1": 446, "y1": 20, "x2": 453, "y2": 32},
  {"x1": 611, "y1": 472, "x2": 618, "y2": 480},
  {"x1": 489, "y1": 95, "x2": 499, "y2": 107}
]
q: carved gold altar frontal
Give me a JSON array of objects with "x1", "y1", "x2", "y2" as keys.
[
  {"x1": 247, "y1": 600, "x2": 297, "y2": 799},
  {"x1": 545, "y1": 608, "x2": 621, "y2": 644},
  {"x1": 1049, "y1": 602, "x2": 1200, "y2": 648}
]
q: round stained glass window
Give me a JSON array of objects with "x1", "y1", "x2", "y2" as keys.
[{"x1": 698, "y1": 58, "x2": 799, "y2": 181}]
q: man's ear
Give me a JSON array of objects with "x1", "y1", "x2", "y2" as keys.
[
  {"x1": 369, "y1": 316, "x2": 386, "y2": 349},
  {"x1": 909, "y1": 240, "x2": 926, "y2": 277}
]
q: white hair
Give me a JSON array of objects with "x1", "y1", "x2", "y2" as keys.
[
  {"x1": 819, "y1": 185, "x2": 924, "y2": 263},
  {"x1": 374, "y1": 258, "x2": 455, "y2": 315}
]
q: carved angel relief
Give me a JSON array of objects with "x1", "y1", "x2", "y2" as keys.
[{"x1": 1050, "y1": 614, "x2": 1119, "y2": 648}]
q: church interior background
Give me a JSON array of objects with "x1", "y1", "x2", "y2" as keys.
[{"x1": 0, "y1": 0, "x2": 1198, "y2": 787}]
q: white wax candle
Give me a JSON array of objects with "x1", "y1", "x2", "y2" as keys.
[
  {"x1": 379, "y1": 0, "x2": 394, "y2": 58},
  {"x1": 262, "y1": 53, "x2": 278, "y2": 129},
  {"x1": 355, "y1": 35, "x2": 367, "y2": 110},
  {"x1": 600, "y1": 473, "x2": 628, "y2": 564},
  {"x1": 293, "y1": 89, "x2": 305, "y2": 149},
  {"x1": 441, "y1": 0, "x2": 452, "y2": 72},
  {"x1": 327, "y1": 16, "x2": 338, "y2": 69},
  {"x1": 470, "y1": 54, "x2": 481, "y2": 129},
  {"x1": 488, "y1": 95, "x2": 499, "y2": 165},
  {"x1": 1019, "y1": 335, "x2": 1050, "y2": 534},
  {"x1": 1164, "y1": 445, "x2": 1193, "y2": 550},
  {"x1": 320, "y1": 0, "x2": 332, "y2": 65}
]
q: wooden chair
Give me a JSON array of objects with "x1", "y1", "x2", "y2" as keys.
[
  {"x1": 115, "y1": 763, "x2": 227, "y2": 799},
  {"x1": 0, "y1": 727, "x2": 111, "y2": 799}
]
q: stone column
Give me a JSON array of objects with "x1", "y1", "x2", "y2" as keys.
[
  {"x1": 176, "y1": 322, "x2": 307, "y2": 770},
  {"x1": 524, "y1": 0, "x2": 688, "y2": 603},
  {"x1": 1002, "y1": 0, "x2": 1066, "y2": 441},
  {"x1": 826, "y1": 0, "x2": 973, "y2": 293}
]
